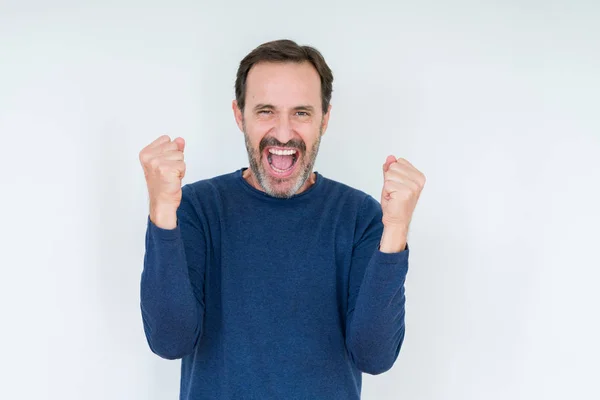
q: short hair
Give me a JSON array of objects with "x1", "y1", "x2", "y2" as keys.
[{"x1": 235, "y1": 39, "x2": 334, "y2": 115}]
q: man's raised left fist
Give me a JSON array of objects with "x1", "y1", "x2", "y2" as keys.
[{"x1": 381, "y1": 155, "x2": 426, "y2": 234}]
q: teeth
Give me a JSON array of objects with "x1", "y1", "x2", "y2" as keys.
[{"x1": 268, "y1": 148, "x2": 297, "y2": 156}]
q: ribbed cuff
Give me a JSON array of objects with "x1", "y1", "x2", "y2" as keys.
[
  {"x1": 373, "y1": 242, "x2": 410, "y2": 265},
  {"x1": 147, "y1": 215, "x2": 181, "y2": 241}
]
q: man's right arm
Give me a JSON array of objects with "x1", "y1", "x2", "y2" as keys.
[
  {"x1": 140, "y1": 184, "x2": 206, "y2": 360},
  {"x1": 138, "y1": 135, "x2": 205, "y2": 360}
]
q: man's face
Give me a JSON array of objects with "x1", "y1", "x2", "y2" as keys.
[{"x1": 233, "y1": 61, "x2": 331, "y2": 198}]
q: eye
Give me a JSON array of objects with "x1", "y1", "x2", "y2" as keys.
[
  {"x1": 258, "y1": 110, "x2": 272, "y2": 115},
  {"x1": 296, "y1": 111, "x2": 309, "y2": 117}
]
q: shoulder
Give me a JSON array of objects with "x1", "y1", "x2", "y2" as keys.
[
  {"x1": 319, "y1": 173, "x2": 381, "y2": 214},
  {"x1": 186, "y1": 169, "x2": 238, "y2": 191},
  {"x1": 182, "y1": 170, "x2": 239, "y2": 200},
  {"x1": 176, "y1": 170, "x2": 240, "y2": 222},
  {"x1": 320, "y1": 175, "x2": 383, "y2": 245}
]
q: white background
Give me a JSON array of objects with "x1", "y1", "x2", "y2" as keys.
[{"x1": 1, "y1": 1, "x2": 599, "y2": 399}]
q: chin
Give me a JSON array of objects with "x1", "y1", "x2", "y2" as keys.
[{"x1": 259, "y1": 171, "x2": 307, "y2": 199}]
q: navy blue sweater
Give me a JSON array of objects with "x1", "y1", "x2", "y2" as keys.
[{"x1": 140, "y1": 168, "x2": 409, "y2": 399}]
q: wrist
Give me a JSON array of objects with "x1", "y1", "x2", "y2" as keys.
[
  {"x1": 379, "y1": 225, "x2": 408, "y2": 253},
  {"x1": 149, "y1": 202, "x2": 178, "y2": 230}
]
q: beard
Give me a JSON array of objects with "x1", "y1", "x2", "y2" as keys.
[{"x1": 243, "y1": 121, "x2": 323, "y2": 199}]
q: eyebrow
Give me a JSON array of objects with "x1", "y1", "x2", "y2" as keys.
[{"x1": 253, "y1": 104, "x2": 316, "y2": 113}]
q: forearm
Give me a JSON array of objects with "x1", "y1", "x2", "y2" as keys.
[
  {"x1": 346, "y1": 247, "x2": 409, "y2": 374},
  {"x1": 140, "y1": 217, "x2": 202, "y2": 359}
]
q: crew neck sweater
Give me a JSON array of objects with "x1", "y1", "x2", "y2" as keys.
[{"x1": 140, "y1": 168, "x2": 410, "y2": 399}]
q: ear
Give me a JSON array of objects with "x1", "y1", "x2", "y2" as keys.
[
  {"x1": 232, "y1": 100, "x2": 244, "y2": 132},
  {"x1": 320, "y1": 104, "x2": 332, "y2": 136}
]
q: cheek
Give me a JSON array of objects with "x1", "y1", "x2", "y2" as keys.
[
  {"x1": 299, "y1": 126, "x2": 321, "y2": 145},
  {"x1": 244, "y1": 123, "x2": 268, "y2": 145}
]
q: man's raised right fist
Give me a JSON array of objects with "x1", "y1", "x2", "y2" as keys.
[{"x1": 139, "y1": 135, "x2": 186, "y2": 228}]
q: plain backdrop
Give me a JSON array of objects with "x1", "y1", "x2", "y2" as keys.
[{"x1": 1, "y1": 1, "x2": 599, "y2": 399}]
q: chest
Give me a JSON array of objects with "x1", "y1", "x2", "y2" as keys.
[{"x1": 216, "y1": 208, "x2": 353, "y2": 326}]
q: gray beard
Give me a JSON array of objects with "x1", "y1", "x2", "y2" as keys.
[{"x1": 243, "y1": 124, "x2": 322, "y2": 199}]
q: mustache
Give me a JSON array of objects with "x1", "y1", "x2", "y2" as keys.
[{"x1": 259, "y1": 136, "x2": 306, "y2": 154}]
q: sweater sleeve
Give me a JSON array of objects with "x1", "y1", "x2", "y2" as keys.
[
  {"x1": 345, "y1": 195, "x2": 410, "y2": 375},
  {"x1": 140, "y1": 184, "x2": 207, "y2": 360}
]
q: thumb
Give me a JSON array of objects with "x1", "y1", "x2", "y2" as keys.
[
  {"x1": 382, "y1": 155, "x2": 396, "y2": 174},
  {"x1": 173, "y1": 137, "x2": 186, "y2": 152}
]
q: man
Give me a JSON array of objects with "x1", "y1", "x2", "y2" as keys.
[{"x1": 139, "y1": 39, "x2": 425, "y2": 399}]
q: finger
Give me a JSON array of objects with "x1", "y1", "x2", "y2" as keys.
[
  {"x1": 394, "y1": 159, "x2": 422, "y2": 182},
  {"x1": 173, "y1": 137, "x2": 185, "y2": 152},
  {"x1": 158, "y1": 160, "x2": 186, "y2": 178},
  {"x1": 388, "y1": 162, "x2": 414, "y2": 177},
  {"x1": 155, "y1": 138, "x2": 185, "y2": 155},
  {"x1": 173, "y1": 160, "x2": 186, "y2": 178},
  {"x1": 386, "y1": 166, "x2": 422, "y2": 188},
  {"x1": 151, "y1": 140, "x2": 180, "y2": 156},
  {"x1": 388, "y1": 162, "x2": 425, "y2": 187},
  {"x1": 395, "y1": 157, "x2": 416, "y2": 170},
  {"x1": 383, "y1": 181, "x2": 421, "y2": 203},
  {"x1": 383, "y1": 180, "x2": 404, "y2": 193},
  {"x1": 160, "y1": 150, "x2": 185, "y2": 161},
  {"x1": 382, "y1": 155, "x2": 397, "y2": 174},
  {"x1": 140, "y1": 136, "x2": 172, "y2": 163},
  {"x1": 382, "y1": 181, "x2": 407, "y2": 200},
  {"x1": 388, "y1": 161, "x2": 418, "y2": 178},
  {"x1": 147, "y1": 134, "x2": 171, "y2": 150},
  {"x1": 384, "y1": 173, "x2": 420, "y2": 192}
]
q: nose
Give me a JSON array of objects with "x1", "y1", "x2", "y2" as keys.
[{"x1": 272, "y1": 113, "x2": 295, "y2": 144}]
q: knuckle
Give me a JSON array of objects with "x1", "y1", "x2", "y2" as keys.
[
  {"x1": 157, "y1": 142, "x2": 170, "y2": 152},
  {"x1": 150, "y1": 158, "x2": 161, "y2": 170}
]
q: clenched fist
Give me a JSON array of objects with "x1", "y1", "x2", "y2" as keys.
[
  {"x1": 379, "y1": 155, "x2": 426, "y2": 252},
  {"x1": 139, "y1": 135, "x2": 186, "y2": 229}
]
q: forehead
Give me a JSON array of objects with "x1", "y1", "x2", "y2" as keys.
[{"x1": 245, "y1": 61, "x2": 321, "y2": 108}]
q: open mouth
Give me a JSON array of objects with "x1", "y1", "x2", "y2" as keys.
[{"x1": 264, "y1": 147, "x2": 299, "y2": 177}]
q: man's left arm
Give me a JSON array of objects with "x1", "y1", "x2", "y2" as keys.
[{"x1": 345, "y1": 156, "x2": 426, "y2": 375}]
